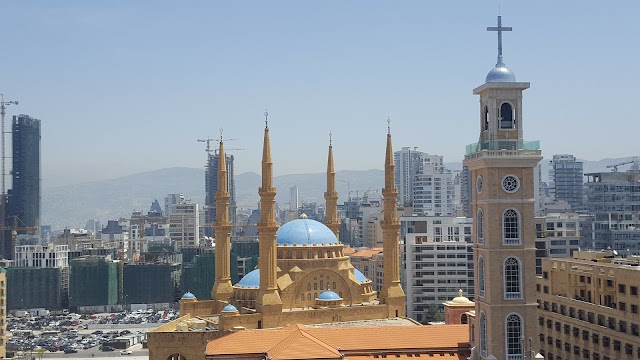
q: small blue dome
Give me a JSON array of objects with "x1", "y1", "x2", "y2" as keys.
[
  {"x1": 353, "y1": 269, "x2": 369, "y2": 283},
  {"x1": 316, "y1": 291, "x2": 342, "y2": 301},
  {"x1": 222, "y1": 304, "x2": 238, "y2": 312},
  {"x1": 277, "y1": 218, "x2": 338, "y2": 246},
  {"x1": 486, "y1": 61, "x2": 516, "y2": 83},
  {"x1": 236, "y1": 269, "x2": 260, "y2": 288},
  {"x1": 181, "y1": 292, "x2": 196, "y2": 299}
]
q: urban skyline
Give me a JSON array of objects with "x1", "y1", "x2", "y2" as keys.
[{"x1": 1, "y1": 2, "x2": 638, "y2": 188}]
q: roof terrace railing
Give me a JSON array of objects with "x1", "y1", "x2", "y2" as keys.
[{"x1": 465, "y1": 140, "x2": 540, "y2": 155}]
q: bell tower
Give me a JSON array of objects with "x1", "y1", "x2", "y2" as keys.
[{"x1": 465, "y1": 16, "x2": 542, "y2": 360}]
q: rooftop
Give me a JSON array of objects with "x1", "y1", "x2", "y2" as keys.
[{"x1": 206, "y1": 322, "x2": 470, "y2": 359}]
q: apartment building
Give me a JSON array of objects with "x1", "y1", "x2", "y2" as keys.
[
  {"x1": 402, "y1": 216, "x2": 474, "y2": 323},
  {"x1": 537, "y1": 251, "x2": 640, "y2": 360},
  {"x1": 534, "y1": 213, "x2": 586, "y2": 275}
]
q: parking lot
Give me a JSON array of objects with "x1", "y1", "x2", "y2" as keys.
[{"x1": 7, "y1": 310, "x2": 179, "y2": 357}]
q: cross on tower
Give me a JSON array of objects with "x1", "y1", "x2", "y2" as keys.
[{"x1": 487, "y1": 15, "x2": 512, "y2": 61}]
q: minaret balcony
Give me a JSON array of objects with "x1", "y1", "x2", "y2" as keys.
[{"x1": 465, "y1": 139, "x2": 540, "y2": 156}]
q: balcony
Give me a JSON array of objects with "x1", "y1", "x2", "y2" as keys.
[{"x1": 465, "y1": 139, "x2": 541, "y2": 156}]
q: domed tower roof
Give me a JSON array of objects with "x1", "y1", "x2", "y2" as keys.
[
  {"x1": 222, "y1": 304, "x2": 238, "y2": 312},
  {"x1": 276, "y1": 218, "x2": 339, "y2": 246},
  {"x1": 181, "y1": 292, "x2": 196, "y2": 299},
  {"x1": 353, "y1": 269, "x2": 370, "y2": 283},
  {"x1": 236, "y1": 269, "x2": 260, "y2": 288},
  {"x1": 486, "y1": 60, "x2": 516, "y2": 83},
  {"x1": 316, "y1": 291, "x2": 342, "y2": 301}
]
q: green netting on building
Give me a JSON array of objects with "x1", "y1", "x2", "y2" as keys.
[
  {"x1": 7, "y1": 267, "x2": 63, "y2": 310},
  {"x1": 179, "y1": 248, "x2": 240, "y2": 300},
  {"x1": 69, "y1": 257, "x2": 118, "y2": 306},
  {"x1": 124, "y1": 264, "x2": 176, "y2": 304}
]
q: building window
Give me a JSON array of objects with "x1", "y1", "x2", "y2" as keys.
[
  {"x1": 477, "y1": 209, "x2": 484, "y2": 244},
  {"x1": 480, "y1": 312, "x2": 487, "y2": 357},
  {"x1": 505, "y1": 313, "x2": 523, "y2": 359},
  {"x1": 631, "y1": 286, "x2": 638, "y2": 295},
  {"x1": 499, "y1": 102, "x2": 515, "y2": 129},
  {"x1": 504, "y1": 257, "x2": 522, "y2": 299},
  {"x1": 619, "y1": 284, "x2": 626, "y2": 294},
  {"x1": 483, "y1": 105, "x2": 489, "y2": 131},
  {"x1": 503, "y1": 209, "x2": 521, "y2": 245},
  {"x1": 479, "y1": 256, "x2": 486, "y2": 297}
]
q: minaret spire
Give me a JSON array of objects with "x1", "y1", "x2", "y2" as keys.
[
  {"x1": 379, "y1": 118, "x2": 405, "y2": 317},
  {"x1": 211, "y1": 131, "x2": 233, "y2": 303},
  {"x1": 324, "y1": 131, "x2": 340, "y2": 238},
  {"x1": 256, "y1": 112, "x2": 282, "y2": 323}
]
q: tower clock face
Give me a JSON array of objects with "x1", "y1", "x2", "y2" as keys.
[
  {"x1": 476, "y1": 176, "x2": 483, "y2": 193},
  {"x1": 502, "y1": 175, "x2": 520, "y2": 193}
]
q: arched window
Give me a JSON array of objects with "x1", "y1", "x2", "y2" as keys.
[
  {"x1": 503, "y1": 209, "x2": 520, "y2": 245},
  {"x1": 307, "y1": 283, "x2": 311, "y2": 291},
  {"x1": 479, "y1": 256, "x2": 486, "y2": 297},
  {"x1": 314, "y1": 283, "x2": 318, "y2": 290},
  {"x1": 320, "y1": 280, "x2": 324, "y2": 290},
  {"x1": 505, "y1": 313, "x2": 523, "y2": 358},
  {"x1": 499, "y1": 102, "x2": 514, "y2": 129},
  {"x1": 504, "y1": 257, "x2": 522, "y2": 299},
  {"x1": 480, "y1": 312, "x2": 487, "y2": 358},
  {"x1": 477, "y1": 209, "x2": 484, "y2": 244},
  {"x1": 307, "y1": 293, "x2": 311, "y2": 301},
  {"x1": 461, "y1": 313, "x2": 468, "y2": 324},
  {"x1": 332, "y1": 282, "x2": 336, "y2": 290},
  {"x1": 483, "y1": 105, "x2": 489, "y2": 131}
]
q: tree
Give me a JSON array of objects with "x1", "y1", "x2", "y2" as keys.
[
  {"x1": 35, "y1": 347, "x2": 47, "y2": 360},
  {"x1": 425, "y1": 303, "x2": 444, "y2": 322}
]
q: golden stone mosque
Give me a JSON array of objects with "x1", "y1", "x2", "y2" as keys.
[{"x1": 147, "y1": 115, "x2": 406, "y2": 360}]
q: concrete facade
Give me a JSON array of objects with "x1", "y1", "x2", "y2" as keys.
[{"x1": 403, "y1": 215, "x2": 474, "y2": 323}]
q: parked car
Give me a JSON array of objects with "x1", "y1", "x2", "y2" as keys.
[
  {"x1": 101, "y1": 346, "x2": 115, "y2": 352},
  {"x1": 120, "y1": 350, "x2": 133, "y2": 355},
  {"x1": 63, "y1": 348, "x2": 78, "y2": 354}
]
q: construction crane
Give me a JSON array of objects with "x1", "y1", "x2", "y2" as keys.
[
  {"x1": 0, "y1": 215, "x2": 38, "y2": 259},
  {"x1": 0, "y1": 95, "x2": 18, "y2": 258},
  {"x1": 607, "y1": 159, "x2": 635, "y2": 172}
]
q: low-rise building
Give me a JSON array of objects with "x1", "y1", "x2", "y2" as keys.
[{"x1": 534, "y1": 213, "x2": 586, "y2": 275}]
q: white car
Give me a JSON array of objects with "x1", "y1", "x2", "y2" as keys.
[{"x1": 120, "y1": 350, "x2": 133, "y2": 355}]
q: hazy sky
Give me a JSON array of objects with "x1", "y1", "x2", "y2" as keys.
[{"x1": 1, "y1": 1, "x2": 638, "y2": 188}]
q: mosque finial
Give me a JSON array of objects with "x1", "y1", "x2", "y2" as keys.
[
  {"x1": 219, "y1": 128, "x2": 223, "y2": 143},
  {"x1": 329, "y1": 131, "x2": 332, "y2": 146},
  {"x1": 387, "y1": 116, "x2": 391, "y2": 135},
  {"x1": 487, "y1": 15, "x2": 512, "y2": 66},
  {"x1": 264, "y1": 110, "x2": 269, "y2": 129}
]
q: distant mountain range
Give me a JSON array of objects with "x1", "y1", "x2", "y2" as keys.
[
  {"x1": 42, "y1": 168, "x2": 384, "y2": 229},
  {"x1": 42, "y1": 156, "x2": 637, "y2": 229}
]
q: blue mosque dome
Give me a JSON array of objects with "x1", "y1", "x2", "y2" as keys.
[
  {"x1": 316, "y1": 291, "x2": 342, "y2": 301},
  {"x1": 486, "y1": 58, "x2": 516, "y2": 83},
  {"x1": 353, "y1": 269, "x2": 369, "y2": 283},
  {"x1": 276, "y1": 218, "x2": 338, "y2": 246},
  {"x1": 181, "y1": 292, "x2": 196, "y2": 299},
  {"x1": 236, "y1": 269, "x2": 260, "y2": 288},
  {"x1": 222, "y1": 304, "x2": 238, "y2": 312}
]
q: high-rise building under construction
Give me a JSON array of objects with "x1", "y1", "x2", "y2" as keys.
[
  {"x1": 204, "y1": 152, "x2": 236, "y2": 237},
  {"x1": 2, "y1": 115, "x2": 40, "y2": 259}
]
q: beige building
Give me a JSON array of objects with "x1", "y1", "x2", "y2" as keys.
[
  {"x1": 0, "y1": 269, "x2": 6, "y2": 358},
  {"x1": 537, "y1": 251, "x2": 640, "y2": 360},
  {"x1": 147, "y1": 120, "x2": 405, "y2": 360},
  {"x1": 465, "y1": 16, "x2": 542, "y2": 360}
]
